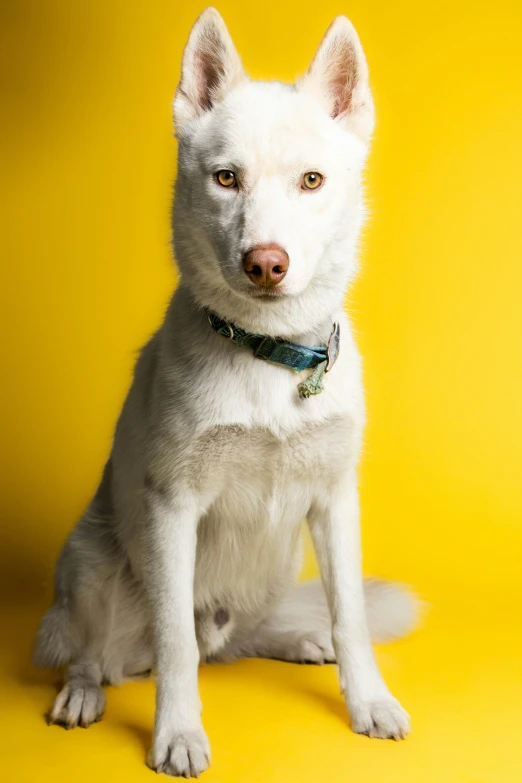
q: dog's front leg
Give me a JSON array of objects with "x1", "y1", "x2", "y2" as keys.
[
  {"x1": 144, "y1": 488, "x2": 210, "y2": 778},
  {"x1": 308, "y1": 475, "x2": 411, "y2": 740}
]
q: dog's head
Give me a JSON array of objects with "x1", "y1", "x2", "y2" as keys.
[{"x1": 173, "y1": 8, "x2": 374, "y2": 337}]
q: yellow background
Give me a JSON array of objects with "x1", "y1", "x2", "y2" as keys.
[{"x1": 1, "y1": 1, "x2": 521, "y2": 781}]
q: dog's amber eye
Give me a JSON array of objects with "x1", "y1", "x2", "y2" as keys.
[
  {"x1": 302, "y1": 172, "x2": 323, "y2": 191},
  {"x1": 216, "y1": 170, "x2": 237, "y2": 188}
]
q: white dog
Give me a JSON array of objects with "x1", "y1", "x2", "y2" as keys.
[{"x1": 34, "y1": 8, "x2": 418, "y2": 777}]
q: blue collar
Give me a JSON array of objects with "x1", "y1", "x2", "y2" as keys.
[{"x1": 206, "y1": 309, "x2": 340, "y2": 398}]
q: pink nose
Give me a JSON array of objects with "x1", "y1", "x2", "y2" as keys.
[{"x1": 242, "y1": 243, "x2": 289, "y2": 287}]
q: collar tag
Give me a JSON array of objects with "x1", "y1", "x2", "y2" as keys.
[
  {"x1": 326, "y1": 321, "x2": 340, "y2": 372},
  {"x1": 206, "y1": 308, "x2": 340, "y2": 397}
]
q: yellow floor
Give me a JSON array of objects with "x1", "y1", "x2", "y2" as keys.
[{"x1": 2, "y1": 599, "x2": 521, "y2": 783}]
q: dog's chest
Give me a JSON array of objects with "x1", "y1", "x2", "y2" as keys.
[
  {"x1": 189, "y1": 414, "x2": 354, "y2": 495},
  {"x1": 191, "y1": 414, "x2": 355, "y2": 614}
]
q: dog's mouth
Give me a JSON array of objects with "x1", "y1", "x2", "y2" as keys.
[{"x1": 244, "y1": 286, "x2": 288, "y2": 302}]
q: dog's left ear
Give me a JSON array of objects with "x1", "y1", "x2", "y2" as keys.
[
  {"x1": 298, "y1": 16, "x2": 374, "y2": 142},
  {"x1": 174, "y1": 7, "x2": 245, "y2": 135}
]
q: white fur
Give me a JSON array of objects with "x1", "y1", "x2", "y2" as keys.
[{"x1": 34, "y1": 8, "x2": 419, "y2": 777}]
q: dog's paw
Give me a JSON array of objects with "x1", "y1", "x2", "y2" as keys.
[
  {"x1": 148, "y1": 728, "x2": 211, "y2": 778},
  {"x1": 47, "y1": 681, "x2": 106, "y2": 729},
  {"x1": 294, "y1": 631, "x2": 336, "y2": 664},
  {"x1": 349, "y1": 697, "x2": 410, "y2": 740},
  {"x1": 265, "y1": 630, "x2": 335, "y2": 665}
]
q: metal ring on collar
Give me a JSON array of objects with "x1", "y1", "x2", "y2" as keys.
[{"x1": 208, "y1": 313, "x2": 234, "y2": 339}]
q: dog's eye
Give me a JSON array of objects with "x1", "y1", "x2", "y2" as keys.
[
  {"x1": 302, "y1": 172, "x2": 324, "y2": 191},
  {"x1": 216, "y1": 170, "x2": 237, "y2": 188}
]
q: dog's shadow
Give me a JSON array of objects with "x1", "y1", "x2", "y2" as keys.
[
  {"x1": 5, "y1": 548, "x2": 348, "y2": 755},
  {"x1": 219, "y1": 657, "x2": 349, "y2": 724},
  {"x1": 113, "y1": 718, "x2": 151, "y2": 755},
  {"x1": 11, "y1": 596, "x2": 348, "y2": 755},
  {"x1": 110, "y1": 660, "x2": 348, "y2": 757}
]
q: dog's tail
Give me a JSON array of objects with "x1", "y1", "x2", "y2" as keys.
[
  {"x1": 363, "y1": 577, "x2": 422, "y2": 643},
  {"x1": 282, "y1": 578, "x2": 422, "y2": 644}
]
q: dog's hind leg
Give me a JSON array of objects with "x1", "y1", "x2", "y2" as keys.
[
  {"x1": 35, "y1": 460, "x2": 152, "y2": 727},
  {"x1": 219, "y1": 579, "x2": 419, "y2": 664},
  {"x1": 35, "y1": 598, "x2": 108, "y2": 728},
  {"x1": 48, "y1": 660, "x2": 106, "y2": 729},
  {"x1": 219, "y1": 581, "x2": 334, "y2": 664}
]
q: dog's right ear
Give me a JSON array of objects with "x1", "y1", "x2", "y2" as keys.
[{"x1": 174, "y1": 8, "x2": 245, "y2": 135}]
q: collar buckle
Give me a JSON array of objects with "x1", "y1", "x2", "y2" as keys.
[
  {"x1": 208, "y1": 312, "x2": 234, "y2": 339},
  {"x1": 253, "y1": 336, "x2": 268, "y2": 358}
]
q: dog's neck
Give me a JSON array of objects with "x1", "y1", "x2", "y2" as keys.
[{"x1": 178, "y1": 280, "x2": 345, "y2": 346}]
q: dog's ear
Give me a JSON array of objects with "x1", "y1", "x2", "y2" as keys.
[
  {"x1": 298, "y1": 16, "x2": 374, "y2": 142},
  {"x1": 174, "y1": 8, "x2": 245, "y2": 134}
]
